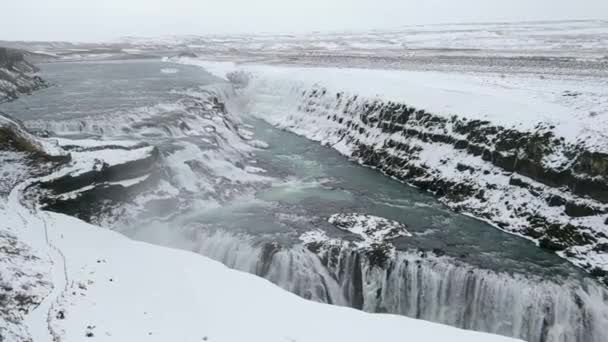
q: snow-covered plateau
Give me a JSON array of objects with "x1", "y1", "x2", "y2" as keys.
[{"x1": 4, "y1": 20, "x2": 607, "y2": 77}]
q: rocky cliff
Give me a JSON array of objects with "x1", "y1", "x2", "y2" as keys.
[{"x1": 0, "y1": 47, "x2": 48, "y2": 103}]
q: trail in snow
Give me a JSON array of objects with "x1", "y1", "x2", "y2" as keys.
[{"x1": 8, "y1": 181, "x2": 68, "y2": 342}]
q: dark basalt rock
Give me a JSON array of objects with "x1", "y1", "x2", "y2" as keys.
[
  {"x1": 456, "y1": 163, "x2": 475, "y2": 173},
  {"x1": 40, "y1": 147, "x2": 159, "y2": 195},
  {"x1": 547, "y1": 195, "x2": 567, "y2": 207},
  {"x1": 257, "y1": 242, "x2": 281, "y2": 277},
  {"x1": 565, "y1": 202, "x2": 603, "y2": 218},
  {"x1": 177, "y1": 51, "x2": 198, "y2": 58},
  {"x1": 509, "y1": 177, "x2": 532, "y2": 189},
  {"x1": 432, "y1": 248, "x2": 447, "y2": 257},
  {"x1": 38, "y1": 147, "x2": 161, "y2": 222},
  {"x1": 40, "y1": 169, "x2": 160, "y2": 223},
  {"x1": 540, "y1": 223, "x2": 595, "y2": 251},
  {"x1": 0, "y1": 113, "x2": 71, "y2": 172},
  {"x1": 0, "y1": 47, "x2": 49, "y2": 103},
  {"x1": 363, "y1": 243, "x2": 393, "y2": 269},
  {"x1": 594, "y1": 243, "x2": 608, "y2": 253},
  {"x1": 574, "y1": 151, "x2": 608, "y2": 177}
]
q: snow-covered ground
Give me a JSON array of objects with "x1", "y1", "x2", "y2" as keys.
[
  {"x1": 5, "y1": 20, "x2": 607, "y2": 79},
  {"x1": 119, "y1": 20, "x2": 608, "y2": 58}
]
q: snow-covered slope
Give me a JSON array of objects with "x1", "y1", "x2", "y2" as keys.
[
  {"x1": 173, "y1": 59, "x2": 608, "y2": 285},
  {"x1": 33, "y1": 210, "x2": 525, "y2": 342}
]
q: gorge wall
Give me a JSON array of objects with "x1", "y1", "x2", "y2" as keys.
[
  {"x1": 217, "y1": 67, "x2": 608, "y2": 286},
  {"x1": 0, "y1": 47, "x2": 48, "y2": 103}
]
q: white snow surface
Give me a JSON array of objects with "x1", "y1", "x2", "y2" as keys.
[
  {"x1": 160, "y1": 68, "x2": 179, "y2": 74},
  {"x1": 64, "y1": 146, "x2": 156, "y2": 176},
  {"x1": 175, "y1": 59, "x2": 608, "y2": 153},
  {"x1": 121, "y1": 20, "x2": 608, "y2": 59},
  {"x1": 329, "y1": 213, "x2": 412, "y2": 243},
  {"x1": 52, "y1": 137, "x2": 145, "y2": 149}
]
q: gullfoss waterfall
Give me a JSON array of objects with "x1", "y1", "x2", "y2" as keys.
[{"x1": 3, "y1": 59, "x2": 608, "y2": 342}]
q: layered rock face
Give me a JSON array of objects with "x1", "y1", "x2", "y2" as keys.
[
  {"x1": 0, "y1": 47, "x2": 48, "y2": 103},
  {"x1": 258, "y1": 86, "x2": 608, "y2": 284}
]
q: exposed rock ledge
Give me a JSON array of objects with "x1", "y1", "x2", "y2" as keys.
[
  {"x1": 0, "y1": 47, "x2": 48, "y2": 103},
  {"x1": 301, "y1": 213, "x2": 411, "y2": 268},
  {"x1": 1, "y1": 111, "x2": 161, "y2": 222}
]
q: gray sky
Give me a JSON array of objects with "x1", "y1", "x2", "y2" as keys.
[{"x1": 2, "y1": 0, "x2": 608, "y2": 42}]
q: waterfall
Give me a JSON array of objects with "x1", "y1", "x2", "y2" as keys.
[
  {"x1": 188, "y1": 230, "x2": 608, "y2": 342},
  {"x1": 189, "y1": 230, "x2": 347, "y2": 305},
  {"x1": 325, "y1": 248, "x2": 608, "y2": 342}
]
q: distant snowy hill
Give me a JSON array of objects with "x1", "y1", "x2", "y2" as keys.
[
  {"x1": 119, "y1": 20, "x2": 608, "y2": 57},
  {"x1": 6, "y1": 20, "x2": 608, "y2": 74}
]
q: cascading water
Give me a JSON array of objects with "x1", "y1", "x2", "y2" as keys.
[
  {"x1": 327, "y1": 249, "x2": 608, "y2": 342},
  {"x1": 175, "y1": 229, "x2": 608, "y2": 342},
  {"x1": 182, "y1": 230, "x2": 347, "y2": 305}
]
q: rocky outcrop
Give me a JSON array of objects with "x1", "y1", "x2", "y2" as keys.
[
  {"x1": 38, "y1": 145, "x2": 161, "y2": 222},
  {"x1": 0, "y1": 112, "x2": 71, "y2": 197},
  {"x1": 20, "y1": 89, "x2": 256, "y2": 226},
  {"x1": 1, "y1": 112, "x2": 160, "y2": 224},
  {"x1": 0, "y1": 112, "x2": 68, "y2": 161},
  {"x1": 0, "y1": 47, "x2": 48, "y2": 103},
  {"x1": 266, "y1": 86, "x2": 608, "y2": 284}
]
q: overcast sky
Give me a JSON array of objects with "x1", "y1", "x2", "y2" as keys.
[{"x1": 2, "y1": 0, "x2": 608, "y2": 42}]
